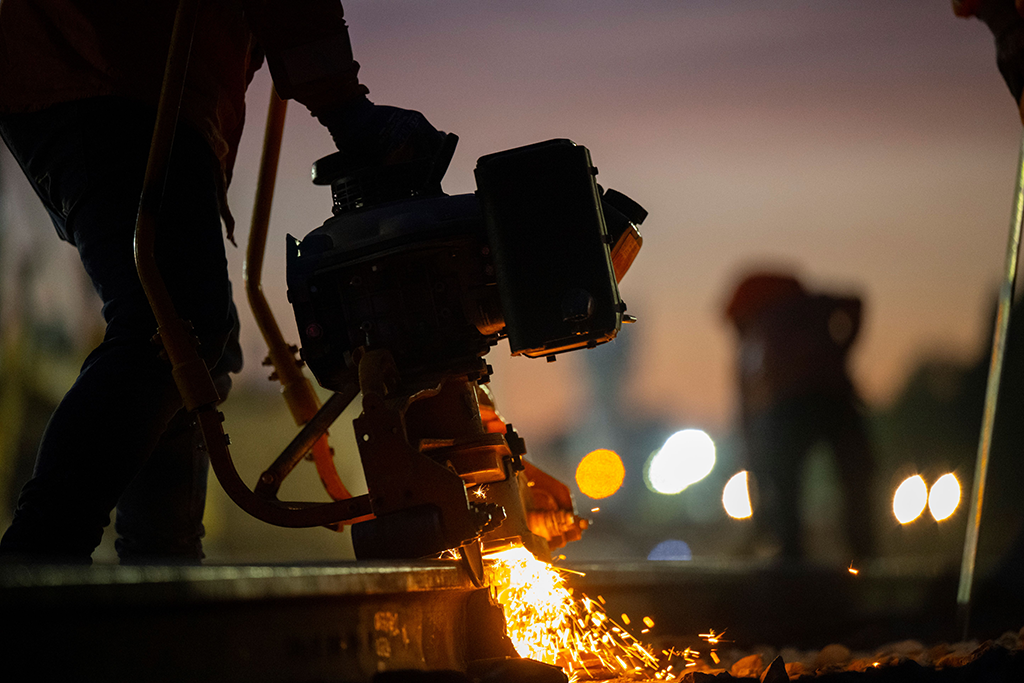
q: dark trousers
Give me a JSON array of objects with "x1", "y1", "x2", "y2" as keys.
[
  {"x1": 743, "y1": 392, "x2": 876, "y2": 561},
  {"x1": 0, "y1": 96, "x2": 241, "y2": 563}
]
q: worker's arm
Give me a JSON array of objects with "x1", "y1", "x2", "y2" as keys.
[
  {"x1": 954, "y1": 0, "x2": 1024, "y2": 123},
  {"x1": 953, "y1": 0, "x2": 1024, "y2": 17},
  {"x1": 244, "y1": 0, "x2": 446, "y2": 167}
]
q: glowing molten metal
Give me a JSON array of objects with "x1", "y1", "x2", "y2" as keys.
[{"x1": 486, "y1": 546, "x2": 674, "y2": 680}]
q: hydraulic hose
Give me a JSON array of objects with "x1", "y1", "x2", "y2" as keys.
[{"x1": 133, "y1": 0, "x2": 368, "y2": 530}]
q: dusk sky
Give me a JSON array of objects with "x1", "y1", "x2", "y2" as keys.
[{"x1": 3, "y1": 1, "x2": 1022, "y2": 445}]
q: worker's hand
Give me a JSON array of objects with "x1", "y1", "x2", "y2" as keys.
[
  {"x1": 960, "y1": 1, "x2": 1024, "y2": 122},
  {"x1": 317, "y1": 96, "x2": 448, "y2": 169}
]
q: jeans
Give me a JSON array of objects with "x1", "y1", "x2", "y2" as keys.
[
  {"x1": 743, "y1": 392, "x2": 876, "y2": 561},
  {"x1": 0, "y1": 96, "x2": 242, "y2": 563}
]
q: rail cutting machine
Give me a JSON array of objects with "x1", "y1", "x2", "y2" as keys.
[
  {"x1": 281, "y1": 135, "x2": 646, "y2": 565},
  {"x1": 134, "y1": 53, "x2": 645, "y2": 574}
]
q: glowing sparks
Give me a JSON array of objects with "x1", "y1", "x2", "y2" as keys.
[
  {"x1": 699, "y1": 628, "x2": 730, "y2": 646},
  {"x1": 848, "y1": 561, "x2": 859, "y2": 575},
  {"x1": 663, "y1": 647, "x2": 700, "y2": 667},
  {"x1": 486, "y1": 546, "x2": 668, "y2": 678}
]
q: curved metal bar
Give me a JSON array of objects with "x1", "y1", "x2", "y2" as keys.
[
  {"x1": 255, "y1": 383, "x2": 359, "y2": 498},
  {"x1": 244, "y1": 88, "x2": 354, "y2": 503},
  {"x1": 132, "y1": 1, "x2": 369, "y2": 530},
  {"x1": 133, "y1": 0, "x2": 221, "y2": 413},
  {"x1": 198, "y1": 408, "x2": 373, "y2": 526}
]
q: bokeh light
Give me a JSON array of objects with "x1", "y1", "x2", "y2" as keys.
[
  {"x1": 647, "y1": 539, "x2": 693, "y2": 561},
  {"x1": 928, "y1": 473, "x2": 961, "y2": 522},
  {"x1": 893, "y1": 475, "x2": 928, "y2": 524},
  {"x1": 644, "y1": 429, "x2": 716, "y2": 495},
  {"x1": 575, "y1": 449, "x2": 625, "y2": 500},
  {"x1": 722, "y1": 471, "x2": 752, "y2": 519}
]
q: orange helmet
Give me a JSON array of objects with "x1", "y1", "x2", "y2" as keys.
[{"x1": 724, "y1": 272, "x2": 805, "y2": 325}]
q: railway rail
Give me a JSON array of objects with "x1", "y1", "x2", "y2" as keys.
[
  {"x1": 2, "y1": 558, "x2": 1015, "y2": 681},
  {"x1": 1, "y1": 561, "x2": 513, "y2": 682}
]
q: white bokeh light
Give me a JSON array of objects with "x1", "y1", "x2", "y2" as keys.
[
  {"x1": 893, "y1": 475, "x2": 928, "y2": 524},
  {"x1": 645, "y1": 429, "x2": 716, "y2": 495},
  {"x1": 722, "y1": 471, "x2": 753, "y2": 519},
  {"x1": 928, "y1": 473, "x2": 961, "y2": 522}
]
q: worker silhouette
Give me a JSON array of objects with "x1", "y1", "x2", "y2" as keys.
[
  {"x1": 0, "y1": 1, "x2": 447, "y2": 563},
  {"x1": 724, "y1": 272, "x2": 876, "y2": 561}
]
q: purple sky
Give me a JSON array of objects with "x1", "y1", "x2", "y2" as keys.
[
  {"x1": 2, "y1": 2, "x2": 1018, "y2": 446},
  {"x1": 220, "y1": 1, "x2": 1022, "y2": 441}
]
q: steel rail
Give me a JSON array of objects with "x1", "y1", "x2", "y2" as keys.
[{"x1": 1, "y1": 562, "x2": 513, "y2": 681}]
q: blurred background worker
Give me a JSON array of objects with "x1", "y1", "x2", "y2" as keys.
[
  {"x1": 0, "y1": 1, "x2": 446, "y2": 564},
  {"x1": 724, "y1": 272, "x2": 875, "y2": 562}
]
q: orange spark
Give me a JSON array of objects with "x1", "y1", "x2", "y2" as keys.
[
  {"x1": 486, "y1": 546, "x2": 667, "y2": 677},
  {"x1": 699, "y1": 628, "x2": 730, "y2": 646}
]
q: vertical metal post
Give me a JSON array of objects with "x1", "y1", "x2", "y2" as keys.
[{"x1": 957, "y1": 129, "x2": 1024, "y2": 638}]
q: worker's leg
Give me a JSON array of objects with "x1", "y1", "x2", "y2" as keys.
[
  {"x1": 114, "y1": 305, "x2": 242, "y2": 564},
  {"x1": 825, "y1": 394, "x2": 876, "y2": 561},
  {"x1": 744, "y1": 400, "x2": 816, "y2": 560},
  {"x1": 0, "y1": 97, "x2": 235, "y2": 563}
]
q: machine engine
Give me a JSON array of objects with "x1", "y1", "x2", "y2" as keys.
[{"x1": 286, "y1": 137, "x2": 645, "y2": 564}]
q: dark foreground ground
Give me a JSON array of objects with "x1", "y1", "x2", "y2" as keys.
[{"x1": 1, "y1": 559, "x2": 1020, "y2": 682}]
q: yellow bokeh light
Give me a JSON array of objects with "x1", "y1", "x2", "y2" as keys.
[
  {"x1": 722, "y1": 471, "x2": 752, "y2": 519},
  {"x1": 575, "y1": 449, "x2": 625, "y2": 500},
  {"x1": 645, "y1": 429, "x2": 716, "y2": 495},
  {"x1": 893, "y1": 474, "x2": 928, "y2": 524},
  {"x1": 928, "y1": 473, "x2": 961, "y2": 522}
]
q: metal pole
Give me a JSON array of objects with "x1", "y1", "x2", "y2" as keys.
[{"x1": 957, "y1": 129, "x2": 1024, "y2": 638}]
